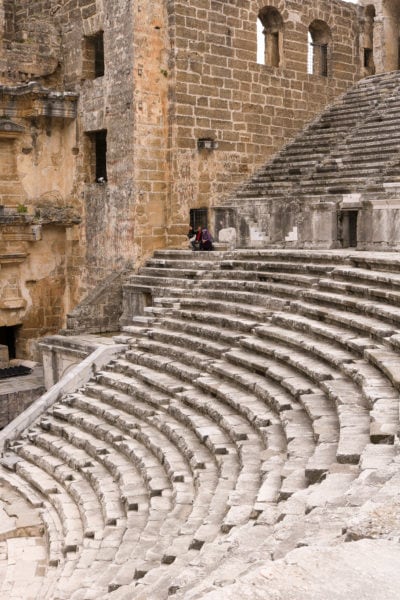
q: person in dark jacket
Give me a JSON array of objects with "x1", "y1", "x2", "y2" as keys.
[{"x1": 200, "y1": 227, "x2": 213, "y2": 251}]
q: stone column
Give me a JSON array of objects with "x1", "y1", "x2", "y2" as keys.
[{"x1": 372, "y1": 16, "x2": 386, "y2": 74}]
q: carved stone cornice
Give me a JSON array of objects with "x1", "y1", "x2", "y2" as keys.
[{"x1": 0, "y1": 82, "x2": 78, "y2": 120}]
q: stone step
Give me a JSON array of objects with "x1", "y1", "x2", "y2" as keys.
[
  {"x1": 301, "y1": 288, "x2": 400, "y2": 329},
  {"x1": 107, "y1": 357, "x2": 190, "y2": 396},
  {"x1": 32, "y1": 424, "x2": 127, "y2": 526},
  {"x1": 176, "y1": 296, "x2": 273, "y2": 320},
  {"x1": 124, "y1": 349, "x2": 202, "y2": 383},
  {"x1": 247, "y1": 326, "x2": 350, "y2": 375},
  {"x1": 13, "y1": 459, "x2": 84, "y2": 555},
  {"x1": 269, "y1": 312, "x2": 399, "y2": 444},
  {"x1": 349, "y1": 253, "x2": 400, "y2": 272},
  {"x1": 331, "y1": 265, "x2": 400, "y2": 289},
  {"x1": 131, "y1": 273, "x2": 307, "y2": 302},
  {"x1": 136, "y1": 337, "x2": 214, "y2": 370},
  {"x1": 16, "y1": 442, "x2": 105, "y2": 540},
  {"x1": 290, "y1": 299, "x2": 398, "y2": 340},
  {"x1": 318, "y1": 277, "x2": 400, "y2": 305},
  {"x1": 40, "y1": 401, "x2": 204, "y2": 596},
  {"x1": 320, "y1": 379, "x2": 370, "y2": 464},
  {"x1": 89, "y1": 369, "x2": 236, "y2": 480},
  {"x1": 196, "y1": 370, "x2": 315, "y2": 495},
  {"x1": 146, "y1": 258, "x2": 218, "y2": 270},
  {"x1": 219, "y1": 258, "x2": 336, "y2": 275},
  {"x1": 224, "y1": 338, "x2": 369, "y2": 466},
  {"x1": 125, "y1": 283, "x2": 287, "y2": 313},
  {"x1": 169, "y1": 308, "x2": 259, "y2": 333},
  {"x1": 364, "y1": 348, "x2": 400, "y2": 392},
  {"x1": 271, "y1": 311, "x2": 379, "y2": 354},
  {"x1": 51, "y1": 406, "x2": 164, "y2": 501},
  {"x1": 145, "y1": 325, "x2": 232, "y2": 358},
  {"x1": 69, "y1": 391, "x2": 195, "y2": 491}
]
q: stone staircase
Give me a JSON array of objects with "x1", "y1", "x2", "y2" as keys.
[
  {"x1": 233, "y1": 72, "x2": 400, "y2": 202},
  {"x1": 219, "y1": 70, "x2": 400, "y2": 248},
  {"x1": 0, "y1": 248, "x2": 400, "y2": 598}
]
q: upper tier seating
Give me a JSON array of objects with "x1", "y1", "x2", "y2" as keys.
[{"x1": 230, "y1": 71, "x2": 400, "y2": 206}]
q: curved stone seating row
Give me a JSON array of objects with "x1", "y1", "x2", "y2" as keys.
[
  {"x1": 119, "y1": 249, "x2": 400, "y2": 598},
  {"x1": 93, "y1": 359, "x2": 288, "y2": 599},
  {"x1": 136, "y1": 299, "x2": 369, "y2": 472},
  {"x1": 91, "y1": 360, "x2": 265, "y2": 597},
  {"x1": 85, "y1": 364, "x2": 253, "y2": 595},
  {"x1": 1, "y1": 249, "x2": 400, "y2": 598}
]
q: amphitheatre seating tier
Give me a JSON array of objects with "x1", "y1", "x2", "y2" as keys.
[
  {"x1": 226, "y1": 71, "x2": 400, "y2": 206},
  {"x1": 1, "y1": 248, "x2": 400, "y2": 598}
]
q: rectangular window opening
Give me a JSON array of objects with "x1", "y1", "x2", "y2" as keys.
[
  {"x1": 83, "y1": 31, "x2": 104, "y2": 79},
  {"x1": 85, "y1": 129, "x2": 107, "y2": 183},
  {"x1": 309, "y1": 42, "x2": 328, "y2": 77},
  {"x1": 95, "y1": 130, "x2": 107, "y2": 182},
  {"x1": 364, "y1": 47, "x2": 373, "y2": 69},
  {"x1": 320, "y1": 44, "x2": 328, "y2": 77}
]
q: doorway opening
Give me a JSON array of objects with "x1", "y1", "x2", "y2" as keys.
[
  {"x1": 0, "y1": 325, "x2": 20, "y2": 359},
  {"x1": 190, "y1": 208, "x2": 208, "y2": 231},
  {"x1": 338, "y1": 210, "x2": 358, "y2": 248}
]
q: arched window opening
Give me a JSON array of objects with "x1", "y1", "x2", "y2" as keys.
[
  {"x1": 363, "y1": 5, "x2": 376, "y2": 75},
  {"x1": 308, "y1": 20, "x2": 331, "y2": 77},
  {"x1": 257, "y1": 6, "x2": 283, "y2": 67}
]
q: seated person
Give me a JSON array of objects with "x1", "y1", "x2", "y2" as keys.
[
  {"x1": 200, "y1": 227, "x2": 213, "y2": 251},
  {"x1": 187, "y1": 225, "x2": 196, "y2": 250}
]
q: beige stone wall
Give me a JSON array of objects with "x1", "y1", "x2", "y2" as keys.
[
  {"x1": 0, "y1": 220, "x2": 68, "y2": 357},
  {"x1": 165, "y1": 0, "x2": 362, "y2": 247},
  {"x1": 0, "y1": 0, "x2": 62, "y2": 83},
  {"x1": 131, "y1": 0, "x2": 170, "y2": 260}
]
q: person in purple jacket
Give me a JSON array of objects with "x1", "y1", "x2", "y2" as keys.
[{"x1": 200, "y1": 227, "x2": 213, "y2": 251}]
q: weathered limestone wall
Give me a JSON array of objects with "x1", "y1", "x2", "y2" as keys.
[
  {"x1": 54, "y1": 0, "x2": 171, "y2": 332},
  {"x1": 0, "y1": 366, "x2": 44, "y2": 429},
  {"x1": 0, "y1": 220, "x2": 69, "y2": 357},
  {"x1": 0, "y1": 0, "x2": 141, "y2": 352},
  {"x1": 0, "y1": 0, "x2": 62, "y2": 83},
  {"x1": 131, "y1": 0, "x2": 170, "y2": 260},
  {"x1": 166, "y1": 0, "x2": 361, "y2": 246},
  {"x1": 0, "y1": 94, "x2": 79, "y2": 357},
  {"x1": 0, "y1": 386, "x2": 44, "y2": 429},
  {"x1": 61, "y1": 0, "x2": 138, "y2": 294}
]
